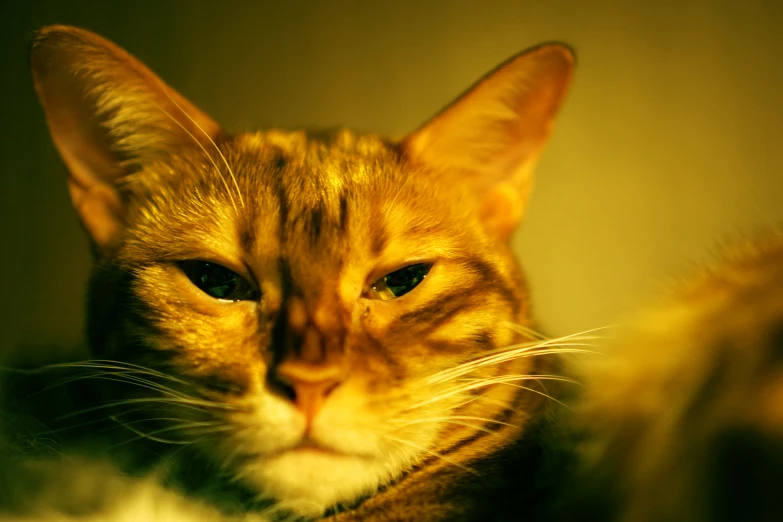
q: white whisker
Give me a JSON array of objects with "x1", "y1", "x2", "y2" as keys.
[
  {"x1": 157, "y1": 90, "x2": 245, "y2": 210},
  {"x1": 391, "y1": 415, "x2": 519, "y2": 431},
  {"x1": 150, "y1": 101, "x2": 241, "y2": 213},
  {"x1": 383, "y1": 434, "x2": 477, "y2": 475},
  {"x1": 425, "y1": 342, "x2": 596, "y2": 385},
  {"x1": 500, "y1": 321, "x2": 549, "y2": 340},
  {"x1": 53, "y1": 396, "x2": 245, "y2": 423},
  {"x1": 108, "y1": 417, "x2": 232, "y2": 448},
  {"x1": 409, "y1": 374, "x2": 570, "y2": 411}
]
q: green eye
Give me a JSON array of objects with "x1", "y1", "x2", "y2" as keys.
[
  {"x1": 180, "y1": 261, "x2": 257, "y2": 301},
  {"x1": 371, "y1": 263, "x2": 431, "y2": 300}
]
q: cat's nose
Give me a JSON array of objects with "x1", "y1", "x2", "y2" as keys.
[{"x1": 272, "y1": 361, "x2": 344, "y2": 422}]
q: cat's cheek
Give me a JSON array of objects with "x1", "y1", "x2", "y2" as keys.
[{"x1": 356, "y1": 298, "x2": 400, "y2": 334}]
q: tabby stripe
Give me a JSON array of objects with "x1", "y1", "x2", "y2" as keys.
[
  {"x1": 309, "y1": 203, "x2": 324, "y2": 242},
  {"x1": 273, "y1": 170, "x2": 288, "y2": 244},
  {"x1": 122, "y1": 315, "x2": 189, "y2": 379},
  {"x1": 351, "y1": 386, "x2": 534, "y2": 519},
  {"x1": 433, "y1": 372, "x2": 531, "y2": 459},
  {"x1": 338, "y1": 193, "x2": 349, "y2": 233},
  {"x1": 428, "y1": 331, "x2": 494, "y2": 354},
  {"x1": 370, "y1": 205, "x2": 388, "y2": 255},
  {"x1": 399, "y1": 285, "x2": 484, "y2": 327},
  {"x1": 239, "y1": 227, "x2": 256, "y2": 254},
  {"x1": 462, "y1": 258, "x2": 520, "y2": 316},
  {"x1": 364, "y1": 329, "x2": 406, "y2": 382},
  {"x1": 399, "y1": 262, "x2": 516, "y2": 333},
  {"x1": 271, "y1": 149, "x2": 287, "y2": 171}
]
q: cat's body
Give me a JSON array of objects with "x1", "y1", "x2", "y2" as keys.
[{"x1": 1, "y1": 26, "x2": 576, "y2": 521}]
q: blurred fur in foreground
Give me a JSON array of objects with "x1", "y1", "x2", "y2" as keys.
[{"x1": 577, "y1": 231, "x2": 783, "y2": 522}]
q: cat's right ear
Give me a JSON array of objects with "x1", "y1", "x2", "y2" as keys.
[{"x1": 30, "y1": 25, "x2": 222, "y2": 252}]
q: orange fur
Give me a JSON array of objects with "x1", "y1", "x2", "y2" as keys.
[{"x1": 14, "y1": 25, "x2": 575, "y2": 521}]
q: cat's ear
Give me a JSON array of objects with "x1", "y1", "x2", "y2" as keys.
[
  {"x1": 403, "y1": 44, "x2": 574, "y2": 239},
  {"x1": 30, "y1": 25, "x2": 222, "y2": 251}
]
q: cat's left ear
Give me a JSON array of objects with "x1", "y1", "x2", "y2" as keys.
[{"x1": 403, "y1": 44, "x2": 574, "y2": 239}]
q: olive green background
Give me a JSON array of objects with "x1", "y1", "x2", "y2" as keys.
[{"x1": 2, "y1": 0, "x2": 782, "y2": 357}]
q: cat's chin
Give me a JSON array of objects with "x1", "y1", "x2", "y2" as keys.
[{"x1": 241, "y1": 447, "x2": 408, "y2": 517}]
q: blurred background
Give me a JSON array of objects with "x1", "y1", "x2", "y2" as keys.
[{"x1": 1, "y1": 0, "x2": 782, "y2": 356}]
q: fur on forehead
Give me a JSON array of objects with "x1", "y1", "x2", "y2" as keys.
[
  {"x1": 123, "y1": 128, "x2": 452, "y2": 209},
  {"x1": 117, "y1": 128, "x2": 482, "y2": 266}
]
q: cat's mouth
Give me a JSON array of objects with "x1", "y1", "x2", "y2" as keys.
[
  {"x1": 233, "y1": 433, "x2": 397, "y2": 517},
  {"x1": 230, "y1": 442, "x2": 361, "y2": 467},
  {"x1": 290, "y1": 441, "x2": 343, "y2": 456},
  {"x1": 280, "y1": 437, "x2": 374, "y2": 460}
]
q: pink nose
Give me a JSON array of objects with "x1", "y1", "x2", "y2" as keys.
[{"x1": 273, "y1": 362, "x2": 344, "y2": 423}]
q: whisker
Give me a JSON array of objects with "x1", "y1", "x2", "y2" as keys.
[
  {"x1": 3, "y1": 360, "x2": 194, "y2": 388},
  {"x1": 500, "y1": 321, "x2": 549, "y2": 340},
  {"x1": 456, "y1": 374, "x2": 579, "y2": 385},
  {"x1": 398, "y1": 420, "x2": 501, "y2": 436},
  {"x1": 78, "y1": 362, "x2": 193, "y2": 386},
  {"x1": 23, "y1": 372, "x2": 193, "y2": 402},
  {"x1": 53, "y1": 396, "x2": 246, "y2": 423},
  {"x1": 383, "y1": 434, "x2": 477, "y2": 475},
  {"x1": 108, "y1": 418, "x2": 233, "y2": 448},
  {"x1": 155, "y1": 93, "x2": 245, "y2": 210},
  {"x1": 408, "y1": 374, "x2": 571, "y2": 411},
  {"x1": 109, "y1": 415, "x2": 223, "y2": 428},
  {"x1": 37, "y1": 405, "x2": 151, "y2": 434},
  {"x1": 423, "y1": 341, "x2": 575, "y2": 384},
  {"x1": 221, "y1": 427, "x2": 258, "y2": 471},
  {"x1": 102, "y1": 372, "x2": 193, "y2": 397},
  {"x1": 439, "y1": 336, "x2": 598, "y2": 374},
  {"x1": 383, "y1": 165, "x2": 425, "y2": 221},
  {"x1": 147, "y1": 102, "x2": 241, "y2": 213},
  {"x1": 421, "y1": 392, "x2": 489, "y2": 415},
  {"x1": 504, "y1": 323, "x2": 615, "y2": 340},
  {"x1": 425, "y1": 344, "x2": 597, "y2": 385},
  {"x1": 391, "y1": 415, "x2": 519, "y2": 430}
]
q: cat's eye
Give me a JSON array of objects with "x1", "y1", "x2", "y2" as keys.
[
  {"x1": 370, "y1": 263, "x2": 432, "y2": 301},
  {"x1": 180, "y1": 261, "x2": 257, "y2": 301}
]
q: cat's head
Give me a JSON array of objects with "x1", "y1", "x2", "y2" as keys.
[{"x1": 30, "y1": 26, "x2": 573, "y2": 516}]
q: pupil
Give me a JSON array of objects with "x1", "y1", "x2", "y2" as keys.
[
  {"x1": 210, "y1": 282, "x2": 235, "y2": 298},
  {"x1": 385, "y1": 264, "x2": 429, "y2": 297},
  {"x1": 194, "y1": 262, "x2": 238, "y2": 298}
]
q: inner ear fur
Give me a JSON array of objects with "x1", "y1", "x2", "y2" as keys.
[{"x1": 403, "y1": 43, "x2": 574, "y2": 239}]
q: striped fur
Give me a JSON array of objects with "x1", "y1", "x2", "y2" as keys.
[{"x1": 19, "y1": 25, "x2": 574, "y2": 521}]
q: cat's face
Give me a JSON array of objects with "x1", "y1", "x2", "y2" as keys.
[
  {"x1": 31, "y1": 26, "x2": 573, "y2": 515},
  {"x1": 112, "y1": 130, "x2": 533, "y2": 511}
]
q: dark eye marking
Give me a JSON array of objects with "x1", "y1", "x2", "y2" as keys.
[
  {"x1": 370, "y1": 263, "x2": 432, "y2": 301},
  {"x1": 338, "y1": 194, "x2": 349, "y2": 232},
  {"x1": 180, "y1": 261, "x2": 258, "y2": 301},
  {"x1": 309, "y1": 204, "x2": 324, "y2": 241}
]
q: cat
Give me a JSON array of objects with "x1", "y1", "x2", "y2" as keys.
[
  {"x1": 575, "y1": 231, "x2": 783, "y2": 522},
  {"x1": 0, "y1": 25, "x2": 579, "y2": 521}
]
